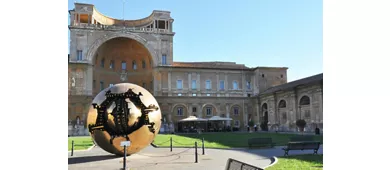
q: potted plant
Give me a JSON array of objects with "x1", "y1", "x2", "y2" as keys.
[
  {"x1": 296, "y1": 119, "x2": 307, "y2": 132},
  {"x1": 248, "y1": 120, "x2": 255, "y2": 132}
]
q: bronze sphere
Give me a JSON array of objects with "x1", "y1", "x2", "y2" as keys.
[{"x1": 86, "y1": 83, "x2": 161, "y2": 156}]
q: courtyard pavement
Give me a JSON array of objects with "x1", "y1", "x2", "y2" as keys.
[{"x1": 68, "y1": 144, "x2": 323, "y2": 170}]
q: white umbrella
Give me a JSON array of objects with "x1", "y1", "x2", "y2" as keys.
[
  {"x1": 179, "y1": 116, "x2": 208, "y2": 122},
  {"x1": 208, "y1": 116, "x2": 232, "y2": 121}
]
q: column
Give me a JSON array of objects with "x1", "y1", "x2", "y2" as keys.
[
  {"x1": 225, "y1": 74, "x2": 228, "y2": 90},
  {"x1": 242, "y1": 73, "x2": 245, "y2": 96},
  {"x1": 77, "y1": 13, "x2": 80, "y2": 23},
  {"x1": 159, "y1": 72, "x2": 162, "y2": 92},
  {"x1": 188, "y1": 73, "x2": 191, "y2": 90},
  {"x1": 168, "y1": 71, "x2": 171, "y2": 91},
  {"x1": 87, "y1": 14, "x2": 90, "y2": 24},
  {"x1": 226, "y1": 104, "x2": 230, "y2": 125},
  {"x1": 216, "y1": 73, "x2": 219, "y2": 91},
  {"x1": 197, "y1": 73, "x2": 200, "y2": 91},
  {"x1": 256, "y1": 102, "x2": 260, "y2": 124}
]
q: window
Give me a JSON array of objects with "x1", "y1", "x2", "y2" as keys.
[
  {"x1": 191, "y1": 80, "x2": 197, "y2": 90},
  {"x1": 281, "y1": 74, "x2": 284, "y2": 78},
  {"x1": 206, "y1": 107, "x2": 212, "y2": 116},
  {"x1": 178, "y1": 93, "x2": 182, "y2": 96},
  {"x1": 192, "y1": 107, "x2": 197, "y2": 112},
  {"x1": 206, "y1": 94, "x2": 210, "y2": 96},
  {"x1": 109, "y1": 60, "x2": 114, "y2": 69},
  {"x1": 132, "y1": 60, "x2": 137, "y2": 70},
  {"x1": 234, "y1": 120, "x2": 240, "y2": 127},
  {"x1": 121, "y1": 61, "x2": 126, "y2": 70},
  {"x1": 206, "y1": 80, "x2": 211, "y2": 90},
  {"x1": 192, "y1": 93, "x2": 196, "y2": 96},
  {"x1": 219, "y1": 80, "x2": 225, "y2": 90},
  {"x1": 162, "y1": 54, "x2": 167, "y2": 65},
  {"x1": 100, "y1": 58, "x2": 105, "y2": 68},
  {"x1": 262, "y1": 74, "x2": 265, "y2": 78},
  {"x1": 246, "y1": 81, "x2": 251, "y2": 89},
  {"x1": 142, "y1": 83, "x2": 146, "y2": 88},
  {"x1": 109, "y1": 84, "x2": 114, "y2": 87},
  {"x1": 233, "y1": 81, "x2": 238, "y2": 90},
  {"x1": 93, "y1": 80, "x2": 96, "y2": 89},
  {"x1": 100, "y1": 81, "x2": 104, "y2": 91},
  {"x1": 177, "y1": 80, "x2": 183, "y2": 89},
  {"x1": 304, "y1": 110, "x2": 311, "y2": 119},
  {"x1": 76, "y1": 50, "x2": 83, "y2": 61},
  {"x1": 142, "y1": 60, "x2": 146, "y2": 69},
  {"x1": 234, "y1": 107, "x2": 239, "y2": 115},
  {"x1": 177, "y1": 107, "x2": 183, "y2": 116}
]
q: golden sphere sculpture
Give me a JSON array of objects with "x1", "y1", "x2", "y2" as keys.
[{"x1": 86, "y1": 83, "x2": 161, "y2": 156}]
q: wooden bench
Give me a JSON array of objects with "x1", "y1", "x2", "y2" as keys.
[
  {"x1": 225, "y1": 158, "x2": 264, "y2": 170},
  {"x1": 248, "y1": 138, "x2": 275, "y2": 148},
  {"x1": 282, "y1": 141, "x2": 321, "y2": 156},
  {"x1": 289, "y1": 136, "x2": 314, "y2": 142}
]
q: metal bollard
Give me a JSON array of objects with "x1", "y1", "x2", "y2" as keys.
[
  {"x1": 123, "y1": 145, "x2": 127, "y2": 170},
  {"x1": 195, "y1": 141, "x2": 198, "y2": 163},
  {"x1": 170, "y1": 137, "x2": 173, "y2": 152},
  {"x1": 202, "y1": 138, "x2": 205, "y2": 155},
  {"x1": 71, "y1": 140, "x2": 74, "y2": 156}
]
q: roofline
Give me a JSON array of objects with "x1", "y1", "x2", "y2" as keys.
[{"x1": 257, "y1": 73, "x2": 323, "y2": 96}]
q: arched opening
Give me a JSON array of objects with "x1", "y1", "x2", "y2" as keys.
[
  {"x1": 299, "y1": 95, "x2": 311, "y2": 121},
  {"x1": 278, "y1": 100, "x2": 287, "y2": 124},
  {"x1": 92, "y1": 37, "x2": 154, "y2": 96},
  {"x1": 261, "y1": 103, "x2": 268, "y2": 131}
]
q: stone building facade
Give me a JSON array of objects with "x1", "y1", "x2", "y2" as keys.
[{"x1": 68, "y1": 3, "x2": 323, "y2": 135}]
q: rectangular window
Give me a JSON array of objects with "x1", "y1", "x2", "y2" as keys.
[
  {"x1": 177, "y1": 80, "x2": 183, "y2": 89},
  {"x1": 234, "y1": 107, "x2": 239, "y2": 115},
  {"x1": 219, "y1": 80, "x2": 225, "y2": 90},
  {"x1": 191, "y1": 80, "x2": 197, "y2": 90},
  {"x1": 206, "y1": 94, "x2": 210, "y2": 96},
  {"x1": 177, "y1": 107, "x2": 183, "y2": 116},
  {"x1": 109, "y1": 60, "x2": 114, "y2": 69},
  {"x1": 162, "y1": 54, "x2": 167, "y2": 65},
  {"x1": 192, "y1": 107, "x2": 197, "y2": 113},
  {"x1": 206, "y1": 107, "x2": 212, "y2": 116},
  {"x1": 178, "y1": 93, "x2": 182, "y2": 96},
  {"x1": 233, "y1": 81, "x2": 238, "y2": 90},
  {"x1": 121, "y1": 61, "x2": 126, "y2": 70},
  {"x1": 100, "y1": 81, "x2": 104, "y2": 91},
  {"x1": 77, "y1": 50, "x2": 83, "y2": 61},
  {"x1": 192, "y1": 93, "x2": 196, "y2": 96},
  {"x1": 206, "y1": 80, "x2": 211, "y2": 90},
  {"x1": 246, "y1": 81, "x2": 251, "y2": 89},
  {"x1": 109, "y1": 84, "x2": 114, "y2": 87},
  {"x1": 234, "y1": 120, "x2": 240, "y2": 126}
]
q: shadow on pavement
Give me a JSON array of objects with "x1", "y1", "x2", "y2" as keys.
[{"x1": 68, "y1": 155, "x2": 118, "y2": 164}]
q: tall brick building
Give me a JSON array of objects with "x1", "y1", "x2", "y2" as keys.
[{"x1": 68, "y1": 3, "x2": 323, "y2": 135}]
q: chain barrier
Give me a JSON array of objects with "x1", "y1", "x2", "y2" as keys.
[
  {"x1": 153, "y1": 140, "x2": 170, "y2": 145},
  {"x1": 136, "y1": 147, "x2": 192, "y2": 157}
]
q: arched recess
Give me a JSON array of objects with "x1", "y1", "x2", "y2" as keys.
[
  {"x1": 278, "y1": 99, "x2": 287, "y2": 124},
  {"x1": 201, "y1": 103, "x2": 218, "y2": 117},
  {"x1": 86, "y1": 32, "x2": 158, "y2": 67},
  {"x1": 298, "y1": 95, "x2": 311, "y2": 121},
  {"x1": 171, "y1": 103, "x2": 189, "y2": 117},
  {"x1": 229, "y1": 104, "x2": 242, "y2": 117},
  {"x1": 261, "y1": 103, "x2": 268, "y2": 123}
]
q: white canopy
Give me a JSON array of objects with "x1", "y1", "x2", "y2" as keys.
[
  {"x1": 179, "y1": 116, "x2": 208, "y2": 122},
  {"x1": 208, "y1": 116, "x2": 233, "y2": 121}
]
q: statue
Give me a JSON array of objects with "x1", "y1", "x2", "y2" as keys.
[{"x1": 87, "y1": 83, "x2": 162, "y2": 156}]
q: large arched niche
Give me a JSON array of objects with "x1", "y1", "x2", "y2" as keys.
[
  {"x1": 91, "y1": 35, "x2": 156, "y2": 95},
  {"x1": 86, "y1": 33, "x2": 158, "y2": 67}
]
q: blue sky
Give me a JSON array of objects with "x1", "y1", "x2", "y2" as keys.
[{"x1": 68, "y1": 0, "x2": 322, "y2": 82}]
